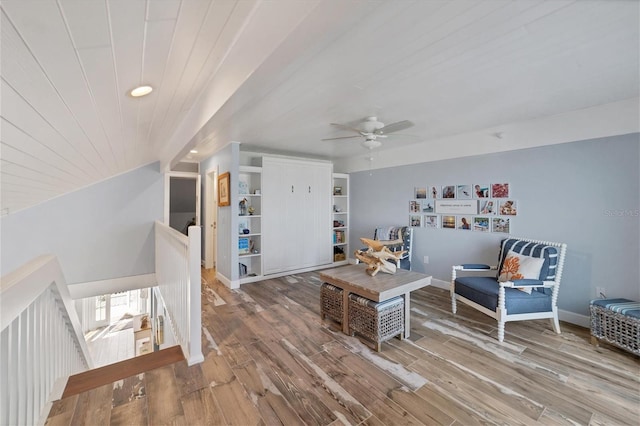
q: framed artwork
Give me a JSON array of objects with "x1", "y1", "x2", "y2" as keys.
[
  {"x1": 410, "y1": 200, "x2": 420, "y2": 213},
  {"x1": 474, "y1": 184, "x2": 489, "y2": 198},
  {"x1": 424, "y1": 215, "x2": 439, "y2": 228},
  {"x1": 442, "y1": 185, "x2": 456, "y2": 199},
  {"x1": 218, "y1": 172, "x2": 230, "y2": 206},
  {"x1": 421, "y1": 199, "x2": 435, "y2": 213},
  {"x1": 499, "y1": 199, "x2": 517, "y2": 215},
  {"x1": 430, "y1": 186, "x2": 440, "y2": 199},
  {"x1": 473, "y1": 217, "x2": 490, "y2": 232},
  {"x1": 492, "y1": 217, "x2": 511, "y2": 233},
  {"x1": 457, "y1": 184, "x2": 472, "y2": 199},
  {"x1": 435, "y1": 199, "x2": 478, "y2": 214},
  {"x1": 333, "y1": 186, "x2": 342, "y2": 195},
  {"x1": 491, "y1": 183, "x2": 510, "y2": 198},
  {"x1": 457, "y1": 215, "x2": 471, "y2": 230},
  {"x1": 479, "y1": 199, "x2": 496, "y2": 215},
  {"x1": 410, "y1": 215, "x2": 422, "y2": 227},
  {"x1": 442, "y1": 215, "x2": 456, "y2": 229},
  {"x1": 414, "y1": 187, "x2": 427, "y2": 199}
]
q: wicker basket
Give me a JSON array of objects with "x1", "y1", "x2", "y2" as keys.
[
  {"x1": 348, "y1": 294, "x2": 404, "y2": 350},
  {"x1": 590, "y1": 298, "x2": 639, "y2": 356},
  {"x1": 320, "y1": 283, "x2": 343, "y2": 323}
]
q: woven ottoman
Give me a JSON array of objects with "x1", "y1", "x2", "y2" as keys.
[
  {"x1": 320, "y1": 283, "x2": 343, "y2": 324},
  {"x1": 590, "y1": 298, "x2": 639, "y2": 356},
  {"x1": 348, "y1": 294, "x2": 404, "y2": 351}
]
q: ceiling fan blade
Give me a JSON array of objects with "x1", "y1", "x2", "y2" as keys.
[
  {"x1": 321, "y1": 135, "x2": 362, "y2": 141},
  {"x1": 375, "y1": 120, "x2": 414, "y2": 135},
  {"x1": 330, "y1": 123, "x2": 364, "y2": 134}
]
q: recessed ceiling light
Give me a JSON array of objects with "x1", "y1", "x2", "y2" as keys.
[
  {"x1": 190, "y1": 149, "x2": 198, "y2": 154},
  {"x1": 129, "y1": 85, "x2": 153, "y2": 97}
]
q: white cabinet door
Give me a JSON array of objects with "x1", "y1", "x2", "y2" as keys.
[{"x1": 262, "y1": 157, "x2": 332, "y2": 275}]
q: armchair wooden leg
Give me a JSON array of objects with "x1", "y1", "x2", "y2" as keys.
[
  {"x1": 550, "y1": 315, "x2": 561, "y2": 334},
  {"x1": 497, "y1": 321, "x2": 505, "y2": 342},
  {"x1": 451, "y1": 294, "x2": 457, "y2": 314}
]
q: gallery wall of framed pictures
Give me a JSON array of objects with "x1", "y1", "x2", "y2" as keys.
[{"x1": 409, "y1": 183, "x2": 517, "y2": 234}]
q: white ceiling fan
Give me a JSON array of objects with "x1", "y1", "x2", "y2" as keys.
[{"x1": 322, "y1": 116, "x2": 414, "y2": 149}]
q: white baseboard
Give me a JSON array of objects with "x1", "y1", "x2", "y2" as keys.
[
  {"x1": 558, "y1": 309, "x2": 590, "y2": 328},
  {"x1": 68, "y1": 273, "x2": 157, "y2": 299},
  {"x1": 430, "y1": 277, "x2": 589, "y2": 328},
  {"x1": 216, "y1": 272, "x2": 239, "y2": 289}
]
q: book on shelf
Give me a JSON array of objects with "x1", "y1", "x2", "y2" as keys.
[{"x1": 333, "y1": 230, "x2": 345, "y2": 244}]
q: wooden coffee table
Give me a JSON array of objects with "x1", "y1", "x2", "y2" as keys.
[{"x1": 320, "y1": 264, "x2": 432, "y2": 338}]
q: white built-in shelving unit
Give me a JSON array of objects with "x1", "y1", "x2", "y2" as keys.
[{"x1": 332, "y1": 173, "x2": 349, "y2": 265}]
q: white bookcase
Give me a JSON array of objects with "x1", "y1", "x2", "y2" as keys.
[
  {"x1": 332, "y1": 173, "x2": 349, "y2": 265},
  {"x1": 238, "y1": 165, "x2": 263, "y2": 283}
]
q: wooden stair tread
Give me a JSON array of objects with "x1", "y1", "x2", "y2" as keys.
[{"x1": 62, "y1": 345, "x2": 184, "y2": 399}]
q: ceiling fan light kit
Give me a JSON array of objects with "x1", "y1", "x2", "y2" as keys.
[{"x1": 322, "y1": 116, "x2": 414, "y2": 150}]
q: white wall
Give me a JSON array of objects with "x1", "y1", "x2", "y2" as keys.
[
  {"x1": 0, "y1": 163, "x2": 164, "y2": 283},
  {"x1": 199, "y1": 143, "x2": 240, "y2": 283},
  {"x1": 349, "y1": 134, "x2": 640, "y2": 317}
]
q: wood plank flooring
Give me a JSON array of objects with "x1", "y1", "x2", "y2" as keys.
[{"x1": 47, "y1": 269, "x2": 640, "y2": 425}]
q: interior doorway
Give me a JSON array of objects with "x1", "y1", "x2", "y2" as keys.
[{"x1": 204, "y1": 168, "x2": 218, "y2": 269}]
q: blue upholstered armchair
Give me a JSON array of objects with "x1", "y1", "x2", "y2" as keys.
[
  {"x1": 373, "y1": 226, "x2": 413, "y2": 270},
  {"x1": 451, "y1": 237, "x2": 567, "y2": 342}
]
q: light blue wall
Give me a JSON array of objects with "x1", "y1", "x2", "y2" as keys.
[
  {"x1": 350, "y1": 134, "x2": 640, "y2": 316},
  {"x1": 1, "y1": 162, "x2": 164, "y2": 283},
  {"x1": 200, "y1": 143, "x2": 239, "y2": 281}
]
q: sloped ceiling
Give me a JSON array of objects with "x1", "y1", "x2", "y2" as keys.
[{"x1": 1, "y1": 0, "x2": 638, "y2": 216}]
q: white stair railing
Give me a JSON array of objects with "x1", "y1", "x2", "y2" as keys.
[
  {"x1": 154, "y1": 221, "x2": 203, "y2": 365},
  {"x1": 1, "y1": 255, "x2": 92, "y2": 426}
]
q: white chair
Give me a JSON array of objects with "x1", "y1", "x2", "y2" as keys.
[{"x1": 451, "y1": 237, "x2": 567, "y2": 342}]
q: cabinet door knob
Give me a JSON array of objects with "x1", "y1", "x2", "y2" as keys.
[
  {"x1": 308, "y1": 186, "x2": 311, "y2": 193},
  {"x1": 291, "y1": 185, "x2": 294, "y2": 193}
]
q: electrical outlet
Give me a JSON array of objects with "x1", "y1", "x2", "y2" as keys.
[
  {"x1": 596, "y1": 287, "x2": 606, "y2": 299},
  {"x1": 423, "y1": 255, "x2": 429, "y2": 264}
]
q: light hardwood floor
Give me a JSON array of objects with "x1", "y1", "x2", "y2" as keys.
[{"x1": 47, "y1": 269, "x2": 639, "y2": 425}]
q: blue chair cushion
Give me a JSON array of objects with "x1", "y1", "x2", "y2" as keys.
[
  {"x1": 455, "y1": 276, "x2": 552, "y2": 314},
  {"x1": 590, "y1": 298, "x2": 640, "y2": 319}
]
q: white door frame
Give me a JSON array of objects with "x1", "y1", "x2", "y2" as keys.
[
  {"x1": 164, "y1": 171, "x2": 201, "y2": 226},
  {"x1": 204, "y1": 167, "x2": 218, "y2": 269}
]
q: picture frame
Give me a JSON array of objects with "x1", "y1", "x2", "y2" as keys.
[
  {"x1": 414, "y1": 187, "x2": 427, "y2": 199},
  {"x1": 457, "y1": 184, "x2": 472, "y2": 199},
  {"x1": 442, "y1": 185, "x2": 456, "y2": 199},
  {"x1": 442, "y1": 215, "x2": 456, "y2": 229},
  {"x1": 409, "y1": 215, "x2": 422, "y2": 227},
  {"x1": 491, "y1": 182, "x2": 510, "y2": 198},
  {"x1": 474, "y1": 183, "x2": 489, "y2": 198},
  {"x1": 492, "y1": 217, "x2": 511, "y2": 233},
  {"x1": 457, "y1": 215, "x2": 471, "y2": 230},
  {"x1": 333, "y1": 186, "x2": 342, "y2": 195},
  {"x1": 498, "y1": 199, "x2": 518, "y2": 215},
  {"x1": 424, "y1": 214, "x2": 439, "y2": 229},
  {"x1": 218, "y1": 172, "x2": 230, "y2": 206},
  {"x1": 473, "y1": 217, "x2": 490, "y2": 232}
]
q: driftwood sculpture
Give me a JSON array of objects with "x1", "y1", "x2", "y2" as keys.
[{"x1": 354, "y1": 238, "x2": 406, "y2": 276}]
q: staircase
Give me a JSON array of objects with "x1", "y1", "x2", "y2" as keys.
[{"x1": 61, "y1": 346, "x2": 184, "y2": 398}]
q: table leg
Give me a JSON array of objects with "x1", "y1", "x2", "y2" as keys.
[
  {"x1": 342, "y1": 290, "x2": 349, "y2": 335},
  {"x1": 403, "y1": 292, "x2": 411, "y2": 339}
]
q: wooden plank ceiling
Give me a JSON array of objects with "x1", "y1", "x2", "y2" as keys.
[{"x1": 1, "y1": 0, "x2": 638, "y2": 215}]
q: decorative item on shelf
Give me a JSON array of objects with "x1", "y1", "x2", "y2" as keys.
[
  {"x1": 239, "y1": 198, "x2": 248, "y2": 215},
  {"x1": 333, "y1": 205, "x2": 342, "y2": 212},
  {"x1": 254, "y1": 189, "x2": 261, "y2": 195},
  {"x1": 333, "y1": 220, "x2": 344, "y2": 227},
  {"x1": 248, "y1": 206, "x2": 255, "y2": 215},
  {"x1": 242, "y1": 228, "x2": 250, "y2": 234},
  {"x1": 333, "y1": 186, "x2": 342, "y2": 195},
  {"x1": 354, "y1": 238, "x2": 406, "y2": 276}
]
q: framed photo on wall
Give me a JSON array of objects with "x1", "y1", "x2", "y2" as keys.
[{"x1": 218, "y1": 172, "x2": 230, "y2": 206}]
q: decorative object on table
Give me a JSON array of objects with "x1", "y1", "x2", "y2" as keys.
[
  {"x1": 239, "y1": 197, "x2": 248, "y2": 215},
  {"x1": 218, "y1": 172, "x2": 230, "y2": 206},
  {"x1": 354, "y1": 237, "x2": 406, "y2": 276},
  {"x1": 248, "y1": 206, "x2": 255, "y2": 215}
]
